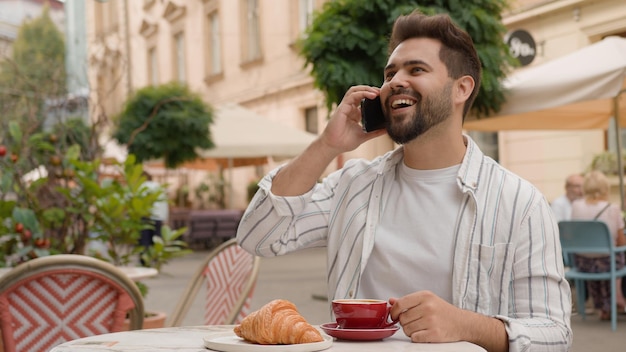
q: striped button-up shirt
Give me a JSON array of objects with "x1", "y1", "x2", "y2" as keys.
[{"x1": 237, "y1": 135, "x2": 572, "y2": 351}]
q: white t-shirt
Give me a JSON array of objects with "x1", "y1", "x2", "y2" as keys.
[
  {"x1": 358, "y1": 162, "x2": 462, "y2": 303},
  {"x1": 550, "y1": 195, "x2": 572, "y2": 222}
]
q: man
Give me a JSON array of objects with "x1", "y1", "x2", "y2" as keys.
[
  {"x1": 237, "y1": 11, "x2": 571, "y2": 352},
  {"x1": 551, "y1": 173, "x2": 584, "y2": 221}
]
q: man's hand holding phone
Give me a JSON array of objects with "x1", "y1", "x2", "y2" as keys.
[
  {"x1": 270, "y1": 85, "x2": 386, "y2": 197},
  {"x1": 321, "y1": 86, "x2": 386, "y2": 156}
]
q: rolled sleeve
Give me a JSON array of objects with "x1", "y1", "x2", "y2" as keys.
[
  {"x1": 237, "y1": 167, "x2": 330, "y2": 257},
  {"x1": 502, "y1": 201, "x2": 572, "y2": 351}
]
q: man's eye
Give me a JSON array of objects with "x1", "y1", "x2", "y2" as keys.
[{"x1": 384, "y1": 72, "x2": 396, "y2": 81}]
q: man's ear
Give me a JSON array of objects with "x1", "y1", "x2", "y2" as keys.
[{"x1": 454, "y1": 76, "x2": 475, "y2": 104}]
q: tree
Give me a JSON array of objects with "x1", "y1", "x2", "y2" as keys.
[
  {"x1": 298, "y1": 0, "x2": 516, "y2": 117},
  {"x1": 0, "y1": 5, "x2": 66, "y2": 129},
  {"x1": 112, "y1": 82, "x2": 215, "y2": 169}
]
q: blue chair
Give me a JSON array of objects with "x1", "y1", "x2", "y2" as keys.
[{"x1": 558, "y1": 220, "x2": 626, "y2": 331}]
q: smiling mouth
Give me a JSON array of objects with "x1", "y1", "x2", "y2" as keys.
[{"x1": 390, "y1": 99, "x2": 416, "y2": 109}]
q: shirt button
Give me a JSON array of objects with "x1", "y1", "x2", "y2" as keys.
[{"x1": 348, "y1": 290, "x2": 354, "y2": 298}]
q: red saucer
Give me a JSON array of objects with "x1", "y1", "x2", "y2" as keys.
[{"x1": 320, "y1": 322, "x2": 399, "y2": 341}]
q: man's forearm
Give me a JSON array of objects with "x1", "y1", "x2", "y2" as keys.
[
  {"x1": 271, "y1": 138, "x2": 341, "y2": 196},
  {"x1": 460, "y1": 311, "x2": 508, "y2": 352}
]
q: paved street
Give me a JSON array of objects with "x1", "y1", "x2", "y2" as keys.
[{"x1": 144, "y1": 246, "x2": 625, "y2": 351}]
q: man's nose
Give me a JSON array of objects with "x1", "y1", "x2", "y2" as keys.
[{"x1": 388, "y1": 72, "x2": 409, "y2": 89}]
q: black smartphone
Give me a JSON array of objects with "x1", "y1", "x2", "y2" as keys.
[{"x1": 360, "y1": 96, "x2": 386, "y2": 132}]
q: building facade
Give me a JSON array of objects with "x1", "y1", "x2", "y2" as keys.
[
  {"x1": 86, "y1": 0, "x2": 626, "y2": 208},
  {"x1": 87, "y1": 0, "x2": 392, "y2": 209},
  {"x1": 496, "y1": 0, "x2": 626, "y2": 201}
]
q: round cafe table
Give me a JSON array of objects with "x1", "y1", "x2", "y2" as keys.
[
  {"x1": 114, "y1": 266, "x2": 159, "y2": 281},
  {"x1": 49, "y1": 325, "x2": 487, "y2": 352}
]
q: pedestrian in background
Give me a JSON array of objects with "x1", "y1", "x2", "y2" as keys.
[{"x1": 139, "y1": 171, "x2": 169, "y2": 265}]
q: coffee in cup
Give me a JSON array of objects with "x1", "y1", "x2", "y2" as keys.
[{"x1": 331, "y1": 299, "x2": 398, "y2": 329}]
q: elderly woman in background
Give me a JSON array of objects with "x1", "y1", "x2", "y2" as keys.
[{"x1": 571, "y1": 170, "x2": 626, "y2": 320}]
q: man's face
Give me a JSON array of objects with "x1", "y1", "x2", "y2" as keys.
[
  {"x1": 380, "y1": 38, "x2": 454, "y2": 144},
  {"x1": 566, "y1": 175, "x2": 584, "y2": 201}
]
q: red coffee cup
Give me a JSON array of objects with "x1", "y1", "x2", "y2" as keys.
[{"x1": 331, "y1": 299, "x2": 398, "y2": 329}]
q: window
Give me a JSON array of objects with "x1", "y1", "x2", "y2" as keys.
[
  {"x1": 163, "y1": 2, "x2": 187, "y2": 82},
  {"x1": 206, "y1": 10, "x2": 222, "y2": 76},
  {"x1": 241, "y1": 0, "x2": 261, "y2": 63},
  {"x1": 174, "y1": 32, "x2": 186, "y2": 83},
  {"x1": 298, "y1": 0, "x2": 315, "y2": 33},
  {"x1": 289, "y1": 0, "x2": 317, "y2": 43},
  {"x1": 304, "y1": 106, "x2": 318, "y2": 134},
  {"x1": 148, "y1": 47, "x2": 158, "y2": 86},
  {"x1": 141, "y1": 21, "x2": 159, "y2": 86}
]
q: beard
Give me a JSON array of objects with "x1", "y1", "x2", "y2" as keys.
[{"x1": 385, "y1": 81, "x2": 453, "y2": 145}]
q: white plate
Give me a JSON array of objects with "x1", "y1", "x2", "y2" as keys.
[{"x1": 203, "y1": 332, "x2": 333, "y2": 352}]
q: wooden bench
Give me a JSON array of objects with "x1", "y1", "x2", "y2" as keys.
[{"x1": 169, "y1": 209, "x2": 191, "y2": 231}]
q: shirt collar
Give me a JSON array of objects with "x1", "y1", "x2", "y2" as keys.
[
  {"x1": 458, "y1": 134, "x2": 484, "y2": 192},
  {"x1": 378, "y1": 134, "x2": 485, "y2": 192}
]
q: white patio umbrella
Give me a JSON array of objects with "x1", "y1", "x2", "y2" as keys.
[{"x1": 197, "y1": 103, "x2": 318, "y2": 208}]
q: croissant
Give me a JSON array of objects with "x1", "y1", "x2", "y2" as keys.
[{"x1": 234, "y1": 299, "x2": 324, "y2": 344}]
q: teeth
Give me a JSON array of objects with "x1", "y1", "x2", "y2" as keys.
[{"x1": 391, "y1": 99, "x2": 415, "y2": 108}]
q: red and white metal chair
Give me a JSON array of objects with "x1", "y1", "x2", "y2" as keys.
[
  {"x1": 0, "y1": 254, "x2": 144, "y2": 352},
  {"x1": 168, "y1": 238, "x2": 260, "y2": 326}
]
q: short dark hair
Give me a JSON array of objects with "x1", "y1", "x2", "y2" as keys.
[{"x1": 388, "y1": 11, "x2": 482, "y2": 119}]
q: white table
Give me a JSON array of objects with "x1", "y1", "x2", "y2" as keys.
[
  {"x1": 114, "y1": 266, "x2": 159, "y2": 281},
  {"x1": 0, "y1": 266, "x2": 158, "y2": 281},
  {"x1": 49, "y1": 325, "x2": 486, "y2": 352}
]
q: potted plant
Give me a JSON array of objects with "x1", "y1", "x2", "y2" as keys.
[{"x1": 588, "y1": 150, "x2": 626, "y2": 175}]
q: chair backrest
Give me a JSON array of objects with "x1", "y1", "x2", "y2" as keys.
[
  {"x1": 168, "y1": 238, "x2": 260, "y2": 327},
  {"x1": 0, "y1": 254, "x2": 144, "y2": 352},
  {"x1": 558, "y1": 220, "x2": 615, "y2": 255},
  {"x1": 558, "y1": 220, "x2": 617, "y2": 268}
]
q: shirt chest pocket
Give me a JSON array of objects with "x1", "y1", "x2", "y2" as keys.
[{"x1": 464, "y1": 243, "x2": 513, "y2": 315}]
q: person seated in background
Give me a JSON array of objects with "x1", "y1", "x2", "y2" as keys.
[
  {"x1": 571, "y1": 170, "x2": 626, "y2": 320},
  {"x1": 552, "y1": 173, "x2": 584, "y2": 221}
]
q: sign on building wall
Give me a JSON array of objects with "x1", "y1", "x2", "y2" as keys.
[{"x1": 506, "y1": 29, "x2": 536, "y2": 66}]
